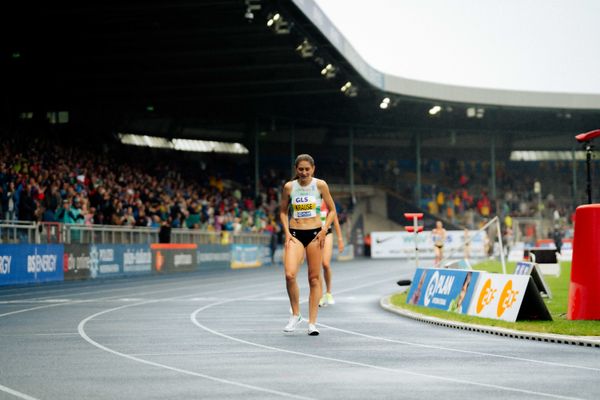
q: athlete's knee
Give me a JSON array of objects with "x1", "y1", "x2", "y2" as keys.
[
  {"x1": 322, "y1": 260, "x2": 331, "y2": 270},
  {"x1": 308, "y1": 274, "x2": 320, "y2": 287},
  {"x1": 285, "y1": 272, "x2": 297, "y2": 283}
]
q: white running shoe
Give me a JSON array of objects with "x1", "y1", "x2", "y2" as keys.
[
  {"x1": 308, "y1": 324, "x2": 320, "y2": 336},
  {"x1": 326, "y1": 293, "x2": 335, "y2": 305},
  {"x1": 284, "y1": 314, "x2": 302, "y2": 332},
  {"x1": 318, "y1": 295, "x2": 327, "y2": 307}
]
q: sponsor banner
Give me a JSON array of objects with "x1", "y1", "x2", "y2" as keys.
[
  {"x1": 231, "y1": 244, "x2": 262, "y2": 269},
  {"x1": 261, "y1": 245, "x2": 272, "y2": 265},
  {"x1": 514, "y1": 261, "x2": 552, "y2": 297},
  {"x1": 0, "y1": 244, "x2": 64, "y2": 286},
  {"x1": 82, "y1": 244, "x2": 152, "y2": 279},
  {"x1": 151, "y1": 243, "x2": 197, "y2": 273},
  {"x1": 406, "y1": 268, "x2": 481, "y2": 314},
  {"x1": 122, "y1": 244, "x2": 152, "y2": 274},
  {"x1": 260, "y1": 245, "x2": 284, "y2": 266},
  {"x1": 63, "y1": 244, "x2": 91, "y2": 281},
  {"x1": 514, "y1": 261, "x2": 535, "y2": 275},
  {"x1": 467, "y1": 273, "x2": 531, "y2": 322},
  {"x1": 88, "y1": 244, "x2": 122, "y2": 278},
  {"x1": 371, "y1": 230, "x2": 487, "y2": 259},
  {"x1": 197, "y1": 244, "x2": 231, "y2": 269}
]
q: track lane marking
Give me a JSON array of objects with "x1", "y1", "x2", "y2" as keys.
[
  {"x1": 75, "y1": 270, "x2": 398, "y2": 399},
  {"x1": 190, "y1": 282, "x2": 588, "y2": 400},
  {"x1": 0, "y1": 383, "x2": 40, "y2": 400},
  {"x1": 77, "y1": 282, "x2": 316, "y2": 400},
  {"x1": 0, "y1": 272, "x2": 281, "y2": 318},
  {"x1": 316, "y1": 322, "x2": 600, "y2": 372}
]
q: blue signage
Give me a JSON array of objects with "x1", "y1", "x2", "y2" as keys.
[
  {"x1": 231, "y1": 244, "x2": 262, "y2": 269},
  {"x1": 514, "y1": 261, "x2": 535, "y2": 275},
  {"x1": 406, "y1": 268, "x2": 480, "y2": 314},
  {"x1": 197, "y1": 244, "x2": 231, "y2": 269},
  {"x1": 0, "y1": 244, "x2": 64, "y2": 286},
  {"x1": 121, "y1": 244, "x2": 152, "y2": 274},
  {"x1": 88, "y1": 244, "x2": 152, "y2": 278},
  {"x1": 89, "y1": 244, "x2": 121, "y2": 278}
]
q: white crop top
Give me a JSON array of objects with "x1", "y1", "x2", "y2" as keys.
[{"x1": 290, "y1": 178, "x2": 321, "y2": 219}]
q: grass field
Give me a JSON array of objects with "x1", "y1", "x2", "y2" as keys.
[{"x1": 390, "y1": 260, "x2": 600, "y2": 336}]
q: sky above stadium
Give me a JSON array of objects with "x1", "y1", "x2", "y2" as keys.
[{"x1": 296, "y1": 0, "x2": 600, "y2": 108}]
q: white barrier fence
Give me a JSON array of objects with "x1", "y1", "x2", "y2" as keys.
[
  {"x1": 0, "y1": 221, "x2": 270, "y2": 246},
  {"x1": 371, "y1": 230, "x2": 488, "y2": 259}
]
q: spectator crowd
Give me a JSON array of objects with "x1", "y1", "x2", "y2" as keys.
[{"x1": 0, "y1": 135, "x2": 288, "y2": 237}]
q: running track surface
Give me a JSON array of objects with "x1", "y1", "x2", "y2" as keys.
[{"x1": 1, "y1": 259, "x2": 598, "y2": 400}]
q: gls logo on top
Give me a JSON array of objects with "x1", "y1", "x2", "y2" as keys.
[{"x1": 293, "y1": 195, "x2": 316, "y2": 218}]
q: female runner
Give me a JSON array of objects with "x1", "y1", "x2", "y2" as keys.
[{"x1": 280, "y1": 154, "x2": 336, "y2": 336}]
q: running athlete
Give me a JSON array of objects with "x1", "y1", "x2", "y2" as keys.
[
  {"x1": 319, "y1": 199, "x2": 344, "y2": 307},
  {"x1": 280, "y1": 154, "x2": 337, "y2": 336},
  {"x1": 432, "y1": 220, "x2": 447, "y2": 266}
]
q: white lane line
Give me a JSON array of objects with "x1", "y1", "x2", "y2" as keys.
[
  {"x1": 0, "y1": 332, "x2": 80, "y2": 337},
  {"x1": 77, "y1": 286, "x2": 316, "y2": 400},
  {"x1": 0, "y1": 268, "x2": 280, "y2": 302},
  {"x1": 190, "y1": 289, "x2": 588, "y2": 400},
  {"x1": 0, "y1": 272, "x2": 279, "y2": 319},
  {"x1": 0, "y1": 383, "x2": 40, "y2": 400},
  {"x1": 0, "y1": 303, "x2": 75, "y2": 318},
  {"x1": 0, "y1": 299, "x2": 73, "y2": 304},
  {"x1": 74, "y1": 270, "x2": 397, "y2": 400},
  {"x1": 307, "y1": 280, "x2": 600, "y2": 373},
  {"x1": 193, "y1": 314, "x2": 584, "y2": 400},
  {"x1": 317, "y1": 322, "x2": 600, "y2": 373}
]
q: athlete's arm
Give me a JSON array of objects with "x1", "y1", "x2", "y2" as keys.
[
  {"x1": 317, "y1": 179, "x2": 336, "y2": 244},
  {"x1": 279, "y1": 181, "x2": 297, "y2": 247},
  {"x1": 333, "y1": 214, "x2": 344, "y2": 253}
]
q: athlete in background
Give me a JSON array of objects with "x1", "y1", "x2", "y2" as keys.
[
  {"x1": 432, "y1": 220, "x2": 447, "y2": 266},
  {"x1": 319, "y1": 199, "x2": 344, "y2": 307}
]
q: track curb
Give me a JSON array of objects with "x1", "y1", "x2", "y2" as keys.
[{"x1": 380, "y1": 295, "x2": 600, "y2": 348}]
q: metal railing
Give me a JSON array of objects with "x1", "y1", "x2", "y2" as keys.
[
  {"x1": 0, "y1": 221, "x2": 39, "y2": 244},
  {"x1": 0, "y1": 221, "x2": 269, "y2": 246}
]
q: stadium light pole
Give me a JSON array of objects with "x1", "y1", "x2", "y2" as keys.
[
  {"x1": 290, "y1": 122, "x2": 296, "y2": 176},
  {"x1": 254, "y1": 119, "x2": 260, "y2": 199},
  {"x1": 490, "y1": 134, "x2": 496, "y2": 200},
  {"x1": 349, "y1": 126, "x2": 355, "y2": 206},
  {"x1": 415, "y1": 132, "x2": 422, "y2": 207}
]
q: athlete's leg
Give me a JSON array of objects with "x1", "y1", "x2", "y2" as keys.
[
  {"x1": 305, "y1": 239, "x2": 323, "y2": 325},
  {"x1": 284, "y1": 240, "x2": 305, "y2": 316},
  {"x1": 321, "y1": 234, "x2": 333, "y2": 294}
]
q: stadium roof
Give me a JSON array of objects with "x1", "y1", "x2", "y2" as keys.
[{"x1": 2, "y1": 1, "x2": 600, "y2": 142}]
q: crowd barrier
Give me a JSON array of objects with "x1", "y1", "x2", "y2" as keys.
[
  {"x1": 0, "y1": 221, "x2": 270, "y2": 246},
  {"x1": 0, "y1": 222, "x2": 353, "y2": 287},
  {"x1": 0, "y1": 221, "x2": 271, "y2": 286},
  {"x1": 1, "y1": 242, "x2": 282, "y2": 286}
]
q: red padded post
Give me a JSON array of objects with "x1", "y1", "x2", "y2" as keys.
[{"x1": 568, "y1": 204, "x2": 600, "y2": 320}]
